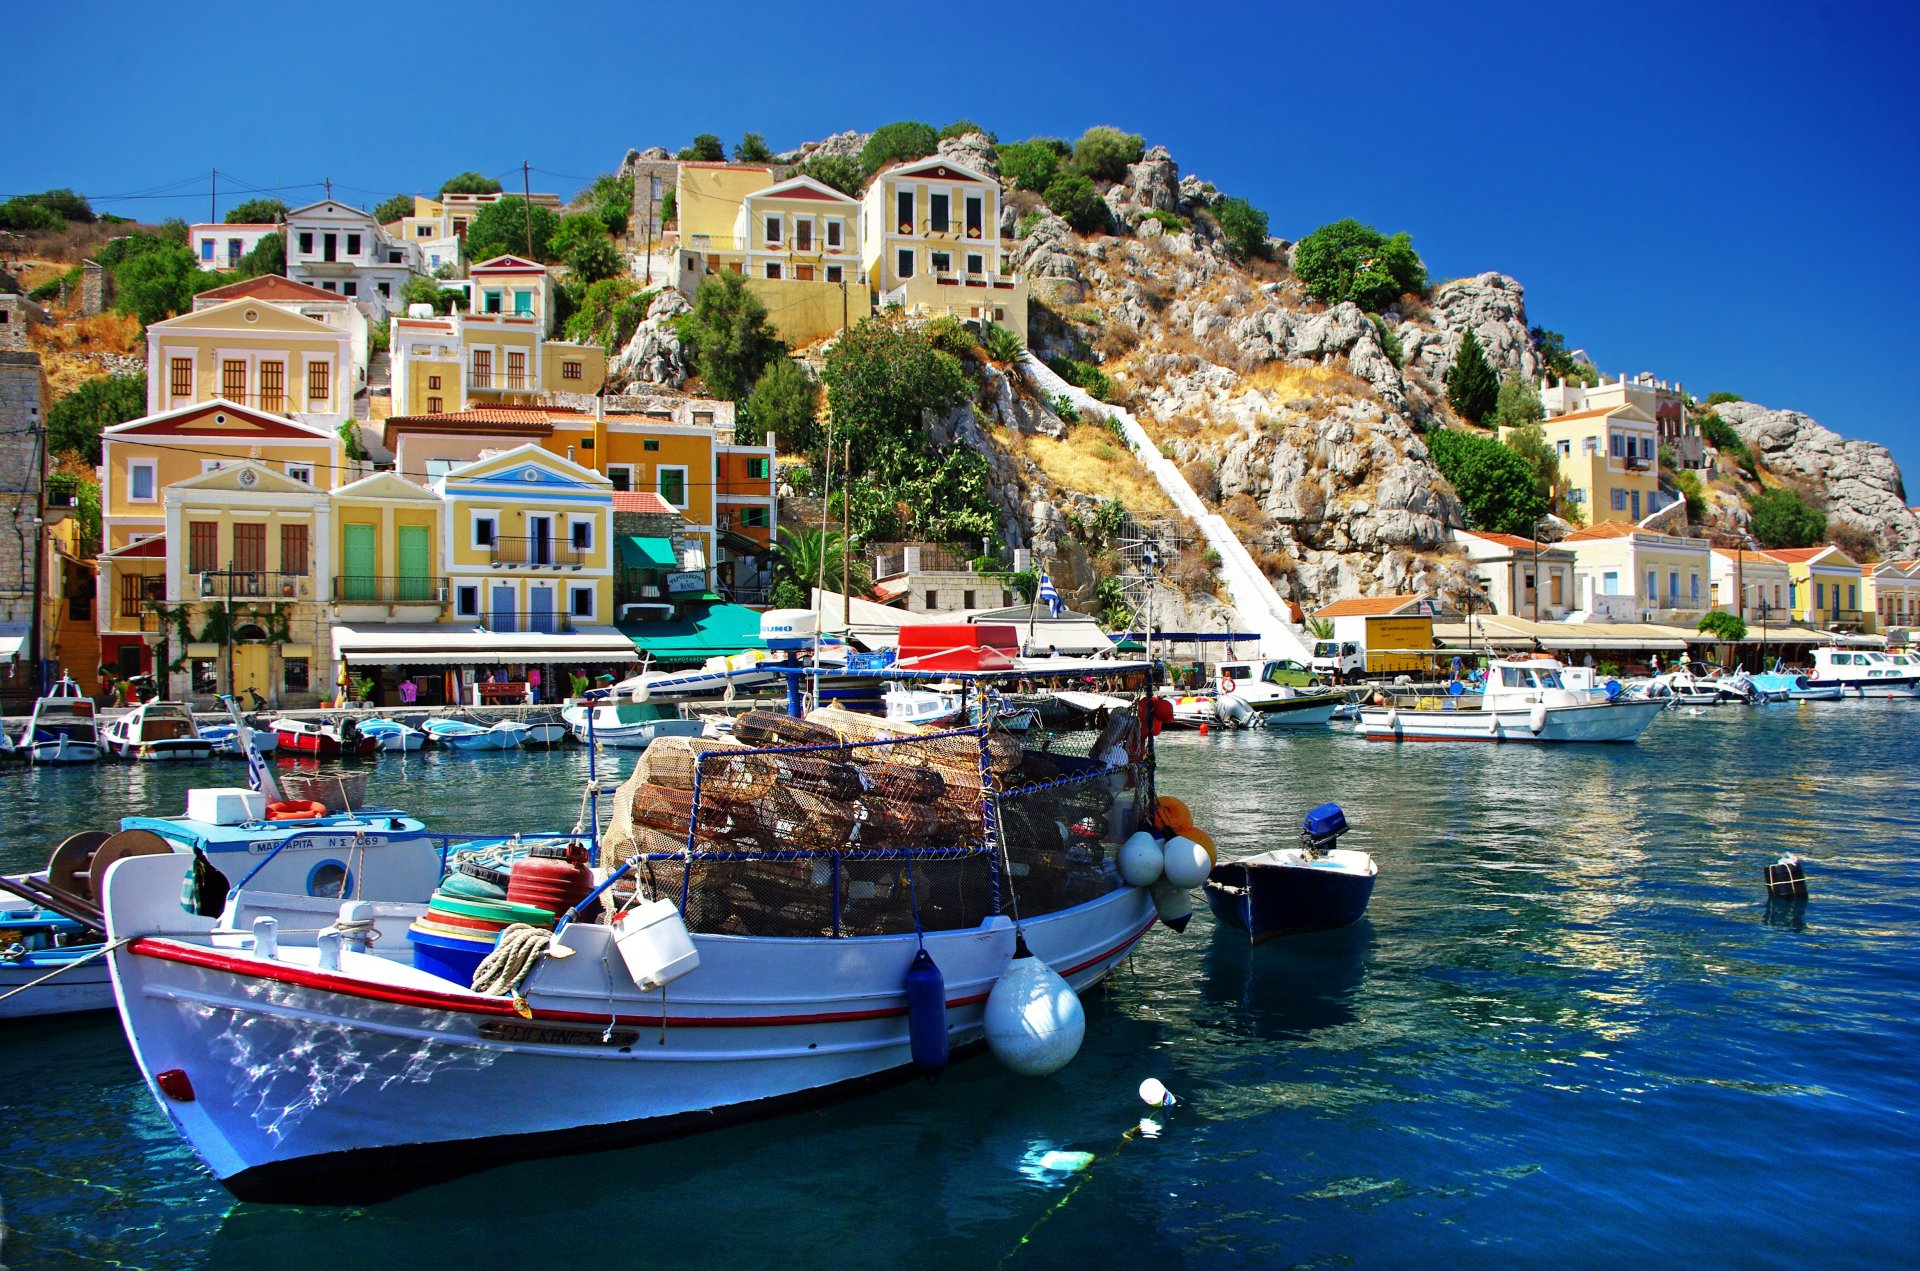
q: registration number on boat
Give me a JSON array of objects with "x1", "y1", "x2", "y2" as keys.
[
  {"x1": 245, "y1": 835, "x2": 386, "y2": 854},
  {"x1": 478, "y1": 1021, "x2": 640, "y2": 1047}
]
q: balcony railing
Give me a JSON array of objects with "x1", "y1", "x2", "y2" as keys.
[
  {"x1": 489, "y1": 536, "x2": 585, "y2": 569},
  {"x1": 467, "y1": 609, "x2": 575, "y2": 634},
  {"x1": 195, "y1": 570, "x2": 314, "y2": 601},
  {"x1": 1623, "y1": 455, "x2": 1652, "y2": 471},
  {"x1": 469, "y1": 374, "x2": 533, "y2": 391},
  {"x1": 333, "y1": 575, "x2": 450, "y2": 604}
]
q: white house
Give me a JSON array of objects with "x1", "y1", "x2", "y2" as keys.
[
  {"x1": 1452, "y1": 529, "x2": 1577, "y2": 621},
  {"x1": 189, "y1": 222, "x2": 279, "y2": 272},
  {"x1": 1562, "y1": 521, "x2": 1713, "y2": 623},
  {"x1": 285, "y1": 199, "x2": 423, "y2": 318}
]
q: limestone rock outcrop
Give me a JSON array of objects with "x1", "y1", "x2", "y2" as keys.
[
  {"x1": 1401, "y1": 272, "x2": 1538, "y2": 387},
  {"x1": 1715, "y1": 401, "x2": 1920, "y2": 556},
  {"x1": 1120, "y1": 146, "x2": 1180, "y2": 215},
  {"x1": 935, "y1": 131, "x2": 1000, "y2": 180},
  {"x1": 608, "y1": 290, "x2": 693, "y2": 389},
  {"x1": 799, "y1": 131, "x2": 868, "y2": 162},
  {"x1": 1011, "y1": 215, "x2": 1086, "y2": 303}
]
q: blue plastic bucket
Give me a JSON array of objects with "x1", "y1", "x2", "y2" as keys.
[{"x1": 408, "y1": 924, "x2": 498, "y2": 985}]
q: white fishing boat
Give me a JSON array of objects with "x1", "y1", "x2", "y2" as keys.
[
  {"x1": 420, "y1": 719, "x2": 529, "y2": 751},
  {"x1": 100, "y1": 701, "x2": 215, "y2": 761},
  {"x1": 522, "y1": 718, "x2": 570, "y2": 747},
  {"x1": 23, "y1": 676, "x2": 101, "y2": 764},
  {"x1": 1358, "y1": 655, "x2": 1667, "y2": 743},
  {"x1": 883, "y1": 682, "x2": 965, "y2": 727},
  {"x1": 1806, "y1": 647, "x2": 1920, "y2": 697},
  {"x1": 559, "y1": 699, "x2": 704, "y2": 749},
  {"x1": 103, "y1": 639, "x2": 1187, "y2": 1203},
  {"x1": 356, "y1": 718, "x2": 425, "y2": 752}
]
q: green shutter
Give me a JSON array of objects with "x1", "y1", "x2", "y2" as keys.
[
  {"x1": 342, "y1": 524, "x2": 376, "y2": 602},
  {"x1": 397, "y1": 524, "x2": 430, "y2": 602}
]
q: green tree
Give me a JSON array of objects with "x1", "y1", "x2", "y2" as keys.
[
  {"x1": 439, "y1": 172, "x2": 503, "y2": 196},
  {"x1": 939, "y1": 119, "x2": 991, "y2": 140},
  {"x1": 769, "y1": 527, "x2": 871, "y2": 610},
  {"x1": 1070, "y1": 126, "x2": 1144, "y2": 183},
  {"x1": 1697, "y1": 610, "x2": 1748, "y2": 642},
  {"x1": 236, "y1": 231, "x2": 285, "y2": 278},
  {"x1": 1446, "y1": 328, "x2": 1500, "y2": 424},
  {"x1": 112, "y1": 246, "x2": 201, "y2": 325},
  {"x1": 735, "y1": 132, "x2": 774, "y2": 163},
  {"x1": 1672, "y1": 468, "x2": 1706, "y2": 524},
  {"x1": 1747, "y1": 486, "x2": 1826, "y2": 548},
  {"x1": 1292, "y1": 218, "x2": 1427, "y2": 311},
  {"x1": 45, "y1": 470, "x2": 101, "y2": 555},
  {"x1": 1043, "y1": 173, "x2": 1107, "y2": 234},
  {"x1": 462, "y1": 197, "x2": 560, "y2": 264},
  {"x1": 678, "y1": 134, "x2": 725, "y2": 162},
  {"x1": 743, "y1": 356, "x2": 819, "y2": 451},
  {"x1": 1486, "y1": 374, "x2": 1545, "y2": 432},
  {"x1": 586, "y1": 173, "x2": 633, "y2": 237},
  {"x1": 563, "y1": 278, "x2": 653, "y2": 351},
  {"x1": 549, "y1": 213, "x2": 620, "y2": 282},
  {"x1": 860, "y1": 121, "x2": 939, "y2": 175},
  {"x1": 1503, "y1": 421, "x2": 1561, "y2": 507},
  {"x1": 1530, "y1": 326, "x2": 1594, "y2": 385},
  {"x1": 1212, "y1": 196, "x2": 1269, "y2": 260},
  {"x1": 1426, "y1": 427, "x2": 1548, "y2": 535},
  {"x1": 998, "y1": 140, "x2": 1062, "y2": 193},
  {"x1": 374, "y1": 193, "x2": 414, "y2": 224},
  {"x1": 46, "y1": 374, "x2": 146, "y2": 463},
  {"x1": 798, "y1": 154, "x2": 864, "y2": 197},
  {"x1": 0, "y1": 189, "x2": 93, "y2": 231},
  {"x1": 402, "y1": 274, "x2": 461, "y2": 314},
  {"x1": 224, "y1": 198, "x2": 286, "y2": 224},
  {"x1": 682, "y1": 272, "x2": 785, "y2": 402}
]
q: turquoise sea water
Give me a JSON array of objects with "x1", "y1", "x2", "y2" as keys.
[{"x1": 2, "y1": 703, "x2": 1916, "y2": 1269}]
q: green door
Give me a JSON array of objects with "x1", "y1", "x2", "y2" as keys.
[
  {"x1": 397, "y1": 524, "x2": 430, "y2": 602},
  {"x1": 342, "y1": 524, "x2": 376, "y2": 602}
]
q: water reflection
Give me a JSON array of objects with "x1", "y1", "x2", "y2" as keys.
[{"x1": 1198, "y1": 923, "x2": 1373, "y2": 1038}]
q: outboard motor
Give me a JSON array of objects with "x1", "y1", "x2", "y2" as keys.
[{"x1": 1300, "y1": 802, "x2": 1348, "y2": 858}]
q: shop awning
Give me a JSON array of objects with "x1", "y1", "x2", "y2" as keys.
[
  {"x1": 1433, "y1": 617, "x2": 1692, "y2": 652},
  {"x1": 618, "y1": 536, "x2": 678, "y2": 570},
  {"x1": 0, "y1": 622, "x2": 26, "y2": 664},
  {"x1": 332, "y1": 623, "x2": 640, "y2": 667},
  {"x1": 718, "y1": 529, "x2": 767, "y2": 556},
  {"x1": 618, "y1": 603, "x2": 767, "y2": 662}
]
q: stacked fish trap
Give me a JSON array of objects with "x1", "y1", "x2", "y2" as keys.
[{"x1": 600, "y1": 705, "x2": 1144, "y2": 939}]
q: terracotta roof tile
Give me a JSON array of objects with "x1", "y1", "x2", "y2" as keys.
[
  {"x1": 1461, "y1": 530, "x2": 1557, "y2": 552},
  {"x1": 612, "y1": 491, "x2": 677, "y2": 514},
  {"x1": 194, "y1": 274, "x2": 341, "y2": 303},
  {"x1": 1563, "y1": 521, "x2": 1641, "y2": 541},
  {"x1": 1314, "y1": 594, "x2": 1425, "y2": 617}
]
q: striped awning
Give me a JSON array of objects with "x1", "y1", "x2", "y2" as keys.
[{"x1": 332, "y1": 623, "x2": 639, "y2": 667}]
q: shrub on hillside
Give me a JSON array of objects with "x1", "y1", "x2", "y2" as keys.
[
  {"x1": 549, "y1": 213, "x2": 620, "y2": 282},
  {"x1": 224, "y1": 198, "x2": 286, "y2": 224},
  {"x1": 682, "y1": 271, "x2": 785, "y2": 402},
  {"x1": 998, "y1": 140, "x2": 1063, "y2": 193},
  {"x1": 677, "y1": 135, "x2": 725, "y2": 162},
  {"x1": 1043, "y1": 173, "x2": 1107, "y2": 235},
  {"x1": 1503, "y1": 421, "x2": 1561, "y2": 506},
  {"x1": 798, "y1": 154, "x2": 864, "y2": 197},
  {"x1": 374, "y1": 194, "x2": 413, "y2": 224},
  {"x1": 1530, "y1": 326, "x2": 1595, "y2": 385},
  {"x1": 1292, "y1": 218, "x2": 1427, "y2": 312},
  {"x1": 1426, "y1": 427, "x2": 1547, "y2": 535},
  {"x1": 1697, "y1": 410, "x2": 1753, "y2": 467},
  {"x1": 860, "y1": 121, "x2": 939, "y2": 175},
  {"x1": 1826, "y1": 519, "x2": 1879, "y2": 563},
  {"x1": 1672, "y1": 469, "x2": 1706, "y2": 524},
  {"x1": 1486, "y1": 375, "x2": 1545, "y2": 432},
  {"x1": 47, "y1": 374, "x2": 146, "y2": 464},
  {"x1": 923, "y1": 315, "x2": 980, "y2": 359},
  {"x1": 1747, "y1": 486, "x2": 1826, "y2": 548},
  {"x1": 735, "y1": 133, "x2": 774, "y2": 163},
  {"x1": 439, "y1": 172, "x2": 502, "y2": 196},
  {"x1": 462, "y1": 198, "x2": 560, "y2": 264},
  {"x1": 742, "y1": 356, "x2": 818, "y2": 451},
  {"x1": 1045, "y1": 355, "x2": 1114, "y2": 402},
  {"x1": 1705, "y1": 391, "x2": 1743, "y2": 405},
  {"x1": 1070, "y1": 127, "x2": 1144, "y2": 183},
  {"x1": 586, "y1": 173, "x2": 633, "y2": 237},
  {"x1": 980, "y1": 321, "x2": 1024, "y2": 363},
  {"x1": 1212, "y1": 197, "x2": 1269, "y2": 261},
  {"x1": 112, "y1": 247, "x2": 205, "y2": 325},
  {"x1": 0, "y1": 189, "x2": 94, "y2": 231},
  {"x1": 939, "y1": 120, "x2": 994, "y2": 141},
  {"x1": 1446, "y1": 329, "x2": 1500, "y2": 424},
  {"x1": 237, "y1": 232, "x2": 285, "y2": 278},
  {"x1": 564, "y1": 278, "x2": 653, "y2": 351},
  {"x1": 403, "y1": 274, "x2": 462, "y2": 315}
]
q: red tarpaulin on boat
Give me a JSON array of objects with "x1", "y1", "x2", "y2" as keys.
[{"x1": 895, "y1": 623, "x2": 1018, "y2": 671}]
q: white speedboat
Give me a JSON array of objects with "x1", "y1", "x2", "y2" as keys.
[
  {"x1": 23, "y1": 675, "x2": 101, "y2": 764},
  {"x1": 1805, "y1": 647, "x2": 1920, "y2": 697},
  {"x1": 560, "y1": 699, "x2": 704, "y2": 749},
  {"x1": 357, "y1": 718, "x2": 425, "y2": 752},
  {"x1": 1358, "y1": 656, "x2": 1666, "y2": 743},
  {"x1": 883, "y1": 683, "x2": 964, "y2": 727},
  {"x1": 200, "y1": 723, "x2": 279, "y2": 757},
  {"x1": 521, "y1": 717, "x2": 569, "y2": 747},
  {"x1": 103, "y1": 649, "x2": 1178, "y2": 1204},
  {"x1": 101, "y1": 701, "x2": 215, "y2": 761},
  {"x1": 420, "y1": 719, "x2": 528, "y2": 751}
]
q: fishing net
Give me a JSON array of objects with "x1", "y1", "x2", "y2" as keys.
[{"x1": 599, "y1": 703, "x2": 1151, "y2": 938}]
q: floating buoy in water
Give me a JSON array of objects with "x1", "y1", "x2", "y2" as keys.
[
  {"x1": 1763, "y1": 854, "x2": 1809, "y2": 900},
  {"x1": 985, "y1": 936, "x2": 1086, "y2": 1076},
  {"x1": 1139, "y1": 1077, "x2": 1178, "y2": 1107},
  {"x1": 1180, "y1": 825, "x2": 1217, "y2": 864},
  {"x1": 904, "y1": 948, "x2": 949, "y2": 1076},
  {"x1": 1197, "y1": 722, "x2": 1209, "y2": 736},
  {"x1": 1150, "y1": 878, "x2": 1194, "y2": 932},
  {"x1": 1117, "y1": 831, "x2": 1165, "y2": 887},
  {"x1": 1161, "y1": 835, "x2": 1211, "y2": 889}
]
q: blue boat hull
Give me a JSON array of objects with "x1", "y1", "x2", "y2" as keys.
[{"x1": 1205, "y1": 856, "x2": 1376, "y2": 944}]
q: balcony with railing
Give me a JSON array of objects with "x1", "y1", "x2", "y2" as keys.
[
  {"x1": 471, "y1": 609, "x2": 575, "y2": 634},
  {"x1": 468, "y1": 372, "x2": 535, "y2": 392},
  {"x1": 195, "y1": 570, "x2": 315, "y2": 601},
  {"x1": 333, "y1": 576, "x2": 450, "y2": 605},
  {"x1": 489, "y1": 536, "x2": 585, "y2": 569}
]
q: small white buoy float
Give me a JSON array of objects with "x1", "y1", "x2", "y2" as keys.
[
  {"x1": 1149, "y1": 878, "x2": 1194, "y2": 932},
  {"x1": 1138, "y1": 1077, "x2": 1177, "y2": 1108},
  {"x1": 1161, "y1": 835, "x2": 1211, "y2": 889},
  {"x1": 1117, "y1": 831, "x2": 1165, "y2": 888},
  {"x1": 1529, "y1": 702, "x2": 1548, "y2": 734},
  {"x1": 985, "y1": 936, "x2": 1086, "y2": 1076}
]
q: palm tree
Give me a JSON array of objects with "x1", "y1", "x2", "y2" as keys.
[{"x1": 771, "y1": 527, "x2": 870, "y2": 608}]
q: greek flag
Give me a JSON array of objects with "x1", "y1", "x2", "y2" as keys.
[
  {"x1": 1037, "y1": 572, "x2": 1063, "y2": 617},
  {"x1": 245, "y1": 742, "x2": 267, "y2": 792}
]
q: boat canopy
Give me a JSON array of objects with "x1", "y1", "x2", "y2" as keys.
[{"x1": 331, "y1": 623, "x2": 639, "y2": 667}]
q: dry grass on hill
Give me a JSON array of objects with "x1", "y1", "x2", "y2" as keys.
[
  {"x1": 1234, "y1": 361, "x2": 1365, "y2": 400},
  {"x1": 1013, "y1": 425, "x2": 1173, "y2": 512},
  {"x1": 30, "y1": 312, "x2": 141, "y2": 357}
]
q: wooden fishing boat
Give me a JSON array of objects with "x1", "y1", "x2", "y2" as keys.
[
  {"x1": 23, "y1": 676, "x2": 100, "y2": 764},
  {"x1": 1358, "y1": 656, "x2": 1665, "y2": 743},
  {"x1": 1204, "y1": 805, "x2": 1377, "y2": 943},
  {"x1": 101, "y1": 701, "x2": 215, "y2": 761}
]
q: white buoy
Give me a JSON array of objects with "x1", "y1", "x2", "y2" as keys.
[
  {"x1": 1117, "y1": 832, "x2": 1165, "y2": 888},
  {"x1": 1529, "y1": 701, "x2": 1548, "y2": 734},
  {"x1": 984, "y1": 938, "x2": 1086, "y2": 1076},
  {"x1": 1161, "y1": 836, "x2": 1211, "y2": 889},
  {"x1": 1150, "y1": 878, "x2": 1194, "y2": 932},
  {"x1": 1138, "y1": 1077, "x2": 1177, "y2": 1107}
]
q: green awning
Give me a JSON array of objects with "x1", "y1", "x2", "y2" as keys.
[
  {"x1": 619, "y1": 536, "x2": 678, "y2": 570},
  {"x1": 618, "y1": 603, "x2": 768, "y2": 662}
]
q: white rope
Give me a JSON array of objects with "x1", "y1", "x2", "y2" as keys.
[{"x1": 0, "y1": 938, "x2": 129, "y2": 1005}]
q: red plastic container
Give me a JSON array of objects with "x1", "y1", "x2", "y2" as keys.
[
  {"x1": 506, "y1": 843, "x2": 596, "y2": 918},
  {"x1": 894, "y1": 623, "x2": 1019, "y2": 671}
]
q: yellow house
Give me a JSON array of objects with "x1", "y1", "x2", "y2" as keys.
[
  {"x1": 1862, "y1": 559, "x2": 1920, "y2": 636},
  {"x1": 677, "y1": 163, "x2": 778, "y2": 263},
  {"x1": 1509, "y1": 404, "x2": 1661, "y2": 525},
  {"x1": 146, "y1": 298, "x2": 356, "y2": 427},
  {"x1": 330, "y1": 470, "x2": 449, "y2": 620},
  {"x1": 1562, "y1": 520, "x2": 1713, "y2": 621},
  {"x1": 1710, "y1": 548, "x2": 1793, "y2": 620},
  {"x1": 97, "y1": 399, "x2": 344, "y2": 686},
  {"x1": 1762, "y1": 545, "x2": 1863, "y2": 628},
  {"x1": 859, "y1": 155, "x2": 1027, "y2": 340},
  {"x1": 160, "y1": 460, "x2": 332, "y2": 704}
]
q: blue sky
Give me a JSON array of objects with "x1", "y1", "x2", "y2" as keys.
[{"x1": 11, "y1": 1, "x2": 1918, "y2": 485}]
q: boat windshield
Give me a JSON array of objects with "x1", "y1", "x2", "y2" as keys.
[
  {"x1": 1532, "y1": 668, "x2": 1563, "y2": 689},
  {"x1": 1499, "y1": 666, "x2": 1526, "y2": 687}
]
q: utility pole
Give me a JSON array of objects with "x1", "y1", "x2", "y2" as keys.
[
  {"x1": 522, "y1": 162, "x2": 535, "y2": 258},
  {"x1": 643, "y1": 175, "x2": 656, "y2": 286},
  {"x1": 210, "y1": 168, "x2": 217, "y2": 225},
  {"x1": 839, "y1": 441, "x2": 851, "y2": 619},
  {"x1": 324, "y1": 177, "x2": 332, "y2": 202}
]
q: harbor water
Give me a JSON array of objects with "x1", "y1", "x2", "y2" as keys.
[{"x1": 2, "y1": 704, "x2": 1917, "y2": 1268}]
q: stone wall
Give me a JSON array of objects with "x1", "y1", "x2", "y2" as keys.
[
  {"x1": 0, "y1": 351, "x2": 48, "y2": 631},
  {"x1": 80, "y1": 260, "x2": 107, "y2": 315},
  {"x1": 0, "y1": 295, "x2": 51, "y2": 351},
  {"x1": 627, "y1": 157, "x2": 679, "y2": 246}
]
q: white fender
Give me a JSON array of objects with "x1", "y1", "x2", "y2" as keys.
[{"x1": 1529, "y1": 702, "x2": 1548, "y2": 734}]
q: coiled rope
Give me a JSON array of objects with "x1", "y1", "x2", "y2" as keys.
[{"x1": 470, "y1": 923, "x2": 552, "y2": 996}]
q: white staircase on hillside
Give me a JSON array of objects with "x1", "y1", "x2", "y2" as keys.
[{"x1": 1018, "y1": 353, "x2": 1316, "y2": 663}]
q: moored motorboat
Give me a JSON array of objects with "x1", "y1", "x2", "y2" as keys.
[
  {"x1": 521, "y1": 716, "x2": 569, "y2": 747},
  {"x1": 103, "y1": 633, "x2": 1189, "y2": 1203},
  {"x1": 420, "y1": 718, "x2": 529, "y2": 751},
  {"x1": 273, "y1": 716, "x2": 381, "y2": 758},
  {"x1": 200, "y1": 723, "x2": 279, "y2": 757},
  {"x1": 1804, "y1": 647, "x2": 1920, "y2": 698},
  {"x1": 357, "y1": 718, "x2": 425, "y2": 751},
  {"x1": 1358, "y1": 656, "x2": 1665, "y2": 743},
  {"x1": 23, "y1": 676, "x2": 101, "y2": 764},
  {"x1": 101, "y1": 701, "x2": 215, "y2": 761},
  {"x1": 559, "y1": 699, "x2": 703, "y2": 749},
  {"x1": 1204, "y1": 803, "x2": 1377, "y2": 942}
]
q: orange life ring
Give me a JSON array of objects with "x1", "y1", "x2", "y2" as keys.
[
  {"x1": 1219, "y1": 675, "x2": 1237, "y2": 695},
  {"x1": 265, "y1": 800, "x2": 327, "y2": 822}
]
